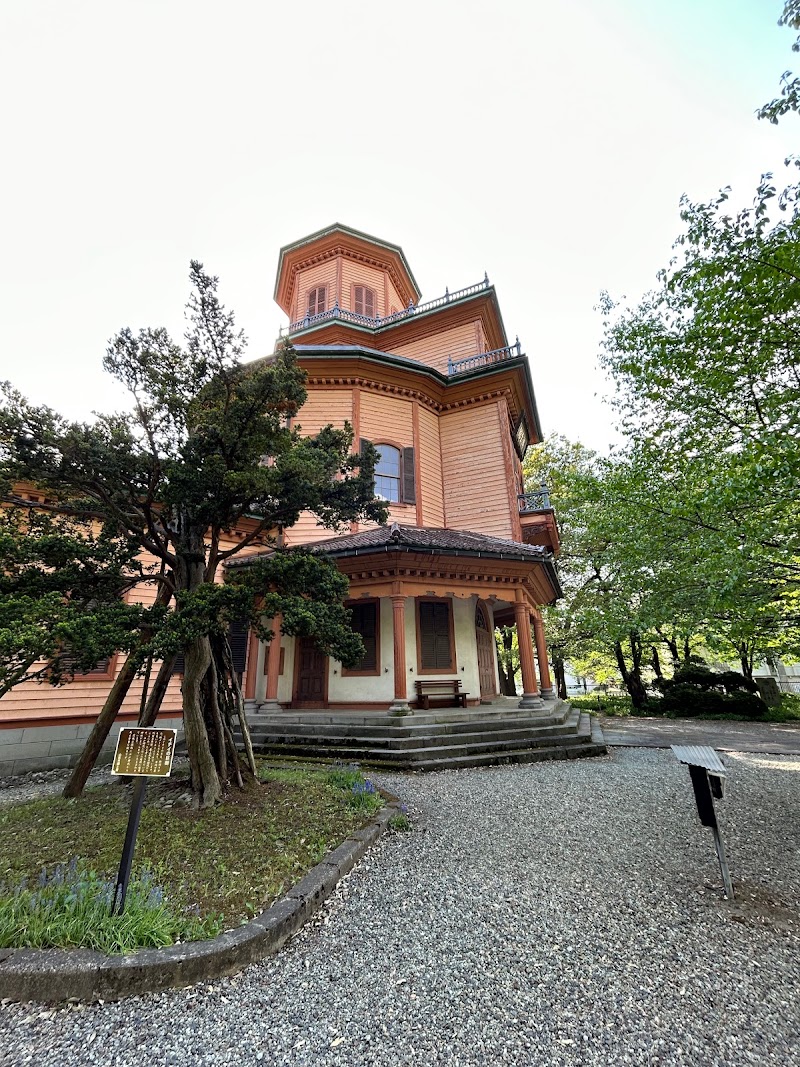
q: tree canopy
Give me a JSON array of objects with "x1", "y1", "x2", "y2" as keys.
[{"x1": 0, "y1": 263, "x2": 385, "y2": 806}]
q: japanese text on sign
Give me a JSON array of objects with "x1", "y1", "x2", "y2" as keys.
[{"x1": 112, "y1": 727, "x2": 177, "y2": 777}]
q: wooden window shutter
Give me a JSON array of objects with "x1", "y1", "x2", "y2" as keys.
[
  {"x1": 354, "y1": 286, "x2": 375, "y2": 317},
  {"x1": 351, "y1": 603, "x2": 377, "y2": 671},
  {"x1": 360, "y1": 438, "x2": 372, "y2": 455},
  {"x1": 229, "y1": 618, "x2": 249, "y2": 675},
  {"x1": 171, "y1": 650, "x2": 185, "y2": 676},
  {"x1": 402, "y1": 447, "x2": 416, "y2": 504},
  {"x1": 307, "y1": 287, "x2": 326, "y2": 316},
  {"x1": 419, "y1": 601, "x2": 452, "y2": 670}
]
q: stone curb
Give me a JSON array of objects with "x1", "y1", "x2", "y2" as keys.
[{"x1": 0, "y1": 794, "x2": 404, "y2": 1003}]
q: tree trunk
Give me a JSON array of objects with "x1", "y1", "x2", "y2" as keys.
[
  {"x1": 553, "y1": 655, "x2": 567, "y2": 700},
  {"x1": 62, "y1": 652, "x2": 141, "y2": 798},
  {"x1": 182, "y1": 633, "x2": 222, "y2": 808},
  {"x1": 683, "y1": 636, "x2": 692, "y2": 663},
  {"x1": 138, "y1": 655, "x2": 177, "y2": 727},
  {"x1": 651, "y1": 646, "x2": 663, "y2": 680},
  {"x1": 614, "y1": 634, "x2": 648, "y2": 712},
  {"x1": 738, "y1": 643, "x2": 754, "y2": 681}
]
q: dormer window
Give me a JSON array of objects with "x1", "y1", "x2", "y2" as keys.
[
  {"x1": 354, "y1": 285, "x2": 376, "y2": 318},
  {"x1": 306, "y1": 286, "x2": 327, "y2": 317}
]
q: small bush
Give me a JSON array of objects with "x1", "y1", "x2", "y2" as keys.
[
  {"x1": 654, "y1": 666, "x2": 767, "y2": 720},
  {"x1": 724, "y1": 690, "x2": 769, "y2": 719},
  {"x1": 569, "y1": 694, "x2": 633, "y2": 716},
  {"x1": 658, "y1": 683, "x2": 727, "y2": 717},
  {"x1": 0, "y1": 861, "x2": 221, "y2": 954},
  {"x1": 388, "y1": 812, "x2": 412, "y2": 832}
]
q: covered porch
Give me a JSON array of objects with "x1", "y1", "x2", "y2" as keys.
[{"x1": 240, "y1": 524, "x2": 560, "y2": 715}]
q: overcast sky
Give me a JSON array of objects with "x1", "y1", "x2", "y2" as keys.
[{"x1": 1, "y1": 1, "x2": 797, "y2": 453}]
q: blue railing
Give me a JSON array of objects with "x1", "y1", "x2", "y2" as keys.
[
  {"x1": 281, "y1": 275, "x2": 491, "y2": 336},
  {"x1": 447, "y1": 340, "x2": 522, "y2": 376},
  {"x1": 518, "y1": 485, "x2": 552, "y2": 513}
]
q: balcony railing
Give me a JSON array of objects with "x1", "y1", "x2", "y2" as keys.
[
  {"x1": 281, "y1": 275, "x2": 491, "y2": 336},
  {"x1": 447, "y1": 340, "x2": 522, "y2": 377},
  {"x1": 518, "y1": 485, "x2": 552, "y2": 513}
]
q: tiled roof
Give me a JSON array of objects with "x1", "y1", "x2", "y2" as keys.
[{"x1": 312, "y1": 523, "x2": 549, "y2": 562}]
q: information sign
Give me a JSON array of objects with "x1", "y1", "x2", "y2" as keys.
[{"x1": 112, "y1": 727, "x2": 177, "y2": 778}]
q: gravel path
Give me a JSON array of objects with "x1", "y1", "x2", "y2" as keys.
[{"x1": 1, "y1": 747, "x2": 798, "y2": 1066}]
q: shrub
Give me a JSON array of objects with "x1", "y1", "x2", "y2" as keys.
[
  {"x1": 655, "y1": 665, "x2": 766, "y2": 719},
  {"x1": 724, "y1": 690, "x2": 769, "y2": 719},
  {"x1": 569, "y1": 694, "x2": 633, "y2": 716},
  {"x1": 658, "y1": 683, "x2": 727, "y2": 717}
]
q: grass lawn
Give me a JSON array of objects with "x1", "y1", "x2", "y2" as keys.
[{"x1": 0, "y1": 763, "x2": 385, "y2": 953}]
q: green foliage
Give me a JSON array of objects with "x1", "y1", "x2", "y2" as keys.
[
  {"x1": 569, "y1": 693, "x2": 633, "y2": 716},
  {"x1": 326, "y1": 764, "x2": 383, "y2": 815},
  {"x1": 773, "y1": 693, "x2": 800, "y2": 720},
  {"x1": 653, "y1": 664, "x2": 767, "y2": 720},
  {"x1": 0, "y1": 506, "x2": 148, "y2": 698},
  {"x1": 757, "y1": 2, "x2": 800, "y2": 124},
  {"x1": 0, "y1": 861, "x2": 220, "y2": 954},
  {"x1": 0, "y1": 262, "x2": 388, "y2": 803},
  {"x1": 388, "y1": 812, "x2": 412, "y2": 832}
]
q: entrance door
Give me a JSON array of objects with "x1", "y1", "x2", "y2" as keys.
[
  {"x1": 295, "y1": 637, "x2": 327, "y2": 704},
  {"x1": 476, "y1": 604, "x2": 496, "y2": 698}
]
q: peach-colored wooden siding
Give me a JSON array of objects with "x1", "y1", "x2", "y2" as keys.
[
  {"x1": 294, "y1": 389, "x2": 353, "y2": 437},
  {"x1": 358, "y1": 391, "x2": 416, "y2": 531},
  {"x1": 418, "y1": 405, "x2": 445, "y2": 527},
  {"x1": 389, "y1": 322, "x2": 481, "y2": 374},
  {"x1": 359, "y1": 390, "x2": 412, "y2": 446},
  {"x1": 0, "y1": 664, "x2": 184, "y2": 725},
  {"x1": 340, "y1": 261, "x2": 386, "y2": 318},
  {"x1": 289, "y1": 388, "x2": 354, "y2": 545},
  {"x1": 292, "y1": 259, "x2": 339, "y2": 322},
  {"x1": 440, "y1": 403, "x2": 514, "y2": 539},
  {"x1": 386, "y1": 277, "x2": 405, "y2": 314}
]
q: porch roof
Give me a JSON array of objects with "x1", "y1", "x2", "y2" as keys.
[{"x1": 312, "y1": 523, "x2": 550, "y2": 563}]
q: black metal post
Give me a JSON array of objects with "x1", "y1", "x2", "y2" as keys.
[{"x1": 110, "y1": 777, "x2": 147, "y2": 916}]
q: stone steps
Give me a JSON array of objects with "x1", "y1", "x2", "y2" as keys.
[{"x1": 237, "y1": 703, "x2": 607, "y2": 771}]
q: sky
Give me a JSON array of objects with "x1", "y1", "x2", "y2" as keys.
[{"x1": 0, "y1": 0, "x2": 797, "y2": 453}]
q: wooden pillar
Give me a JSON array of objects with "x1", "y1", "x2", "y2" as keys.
[
  {"x1": 243, "y1": 627, "x2": 260, "y2": 701},
  {"x1": 389, "y1": 594, "x2": 411, "y2": 714},
  {"x1": 261, "y1": 614, "x2": 283, "y2": 712},
  {"x1": 533, "y1": 613, "x2": 555, "y2": 699},
  {"x1": 514, "y1": 600, "x2": 543, "y2": 710}
]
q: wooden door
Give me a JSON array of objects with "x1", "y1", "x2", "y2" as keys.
[
  {"x1": 295, "y1": 637, "x2": 327, "y2": 704},
  {"x1": 476, "y1": 604, "x2": 496, "y2": 698}
]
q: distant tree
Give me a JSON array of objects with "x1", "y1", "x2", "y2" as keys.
[
  {"x1": 0, "y1": 263, "x2": 385, "y2": 807},
  {"x1": 758, "y1": 1, "x2": 800, "y2": 123},
  {"x1": 494, "y1": 626, "x2": 519, "y2": 696}
]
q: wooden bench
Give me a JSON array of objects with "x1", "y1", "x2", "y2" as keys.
[{"x1": 415, "y1": 679, "x2": 469, "y2": 709}]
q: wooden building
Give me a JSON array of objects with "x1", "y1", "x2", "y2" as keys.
[
  {"x1": 0, "y1": 224, "x2": 562, "y2": 774},
  {"x1": 233, "y1": 223, "x2": 561, "y2": 714}
]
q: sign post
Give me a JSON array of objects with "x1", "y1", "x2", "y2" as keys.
[
  {"x1": 110, "y1": 727, "x2": 177, "y2": 915},
  {"x1": 672, "y1": 744, "x2": 734, "y2": 900}
]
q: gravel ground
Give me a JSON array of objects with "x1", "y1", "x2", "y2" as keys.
[{"x1": 1, "y1": 746, "x2": 798, "y2": 1067}]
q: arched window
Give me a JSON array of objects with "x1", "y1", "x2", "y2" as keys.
[
  {"x1": 306, "y1": 286, "x2": 327, "y2": 317},
  {"x1": 353, "y1": 285, "x2": 376, "y2": 318},
  {"x1": 374, "y1": 444, "x2": 401, "y2": 502}
]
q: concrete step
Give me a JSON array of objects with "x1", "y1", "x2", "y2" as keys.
[
  {"x1": 246, "y1": 722, "x2": 596, "y2": 766},
  {"x1": 246, "y1": 702, "x2": 571, "y2": 730},
  {"x1": 244, "y1": 713, "x2": 581, "y2": 750}
]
